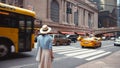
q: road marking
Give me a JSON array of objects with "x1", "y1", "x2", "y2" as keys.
[
  {"x1": 10, "y1": 43, "x2": 113, "y2": 68},
  {"x1": 86, "y1": 52, "x2": 111, "y2": 61},
  {"x1": 9, "y1": 63, "x2": 37, "y2": 68},
  {"x1": 53, "y1": 46, "x2": 80, "y2": 50},
  {"x1": 53, "y1": 46, "x2": 111, "y2": 61},
  {"x1": 53, "y1": 48, "x2": 81, "y2": 52},
  {"x1": 65, "y1": 50, "x2": 96, "y2": 56},
  {"x1": 58, "y1": 49, "x2": 88, "y2": 54},
  {"x1": 75, "y1": 50, "x2": 105, "y2": 59},
  {"x1": 103, "y1": 45, "x2": 113, "y2": 47}
]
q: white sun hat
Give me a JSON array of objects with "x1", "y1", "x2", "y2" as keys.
[{"x1": 40, "y1": 25, "x2": 51, "y2": 34}]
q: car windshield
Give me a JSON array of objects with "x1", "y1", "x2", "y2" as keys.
[
  {"x1": 84, "y1": 37, "x2": 95, "y2": 40},
  {"x1": 115, "y1": 36, "x2": 120, "y2": 39}
]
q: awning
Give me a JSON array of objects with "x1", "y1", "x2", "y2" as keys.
[
  {"x1": 61, "y1": 31, "x2": 75, "y2": 34},
  {"x1": 76, "y1": 32, "x2": 85, "y2": 35},
  {"x1": 103, "y1": 33, "x2": 114, "y2": 36}
]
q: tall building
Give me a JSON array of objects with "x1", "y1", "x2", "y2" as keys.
[
  {"x1": 90, "y1": 0, "x2": 117, "y2": 28},
  {"x1": 100, "y1": 0, "x2": 117, "y2": 12},
  {"x1": 90, "y1": 0, "x2": 117, "y2": 12},
  {"x1": 117, "y1": 2, "x2": 120, "y2": 27}
]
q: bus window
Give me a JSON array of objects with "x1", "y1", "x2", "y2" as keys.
[
  {"x1": 19, "y1": 15, "x2": 25, "y2": 32},
  {"x1": 0, "y1": 14, "x2": 18, "y2": 28},
  {"x1": 26, "y1": 17, "x2": 33, "y2": 33}
]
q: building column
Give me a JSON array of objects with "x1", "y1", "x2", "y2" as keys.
[
  {"x1": 61, "y1": 0, "x2": 64, "y2": 24},
  {"x1": 78, "y1": 8, "x2": 82, "y2": 27},
  {"x1": 60, "y1": 0, "x2": 64, "y2": 24},
  {"x1": 91, "y1": 13, "x2": 94, "y2": 28},
  {"x1": 62, "y1": 0, "x2": 67, "y2": 24},
  {"x1": 94, "y1": 12, "x2": 98, "y2": 28},
  {"x1": 85, "y1": 10, "x2": 89, "y2": 28},
  {"x1": 80, "y1": 8, "x2": 84, "y2": 27},
  {"x1": 71, "y1": 5, "x2": 75, "y2": 25},
  {"x1": 78, "y1": 8, "x2": 80, "y2": 26},
  {"x1": 47, "y1": 0, "x2": 52, "y2": 21}
]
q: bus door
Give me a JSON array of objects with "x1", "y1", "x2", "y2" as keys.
[{"x1": 19, "y1": 16, "x2": 33, "y2": 52}]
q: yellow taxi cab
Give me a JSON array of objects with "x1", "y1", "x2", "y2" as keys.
[{"x1": 77, "y1": 36, "x2": 101, "y2": 48}]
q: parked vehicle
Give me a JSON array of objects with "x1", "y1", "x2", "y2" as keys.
[
  {"x1": 114, "y1": 37, "x2": 120, "y2": 46},
  {"x1": 34, "y1": 34, "x2": 71, "y2": 46},
  {"x1": 110, "y1": 37, "x2": 115, "y2": 40},
  {"x1": 50, "y1": 34, "x2": 71, "y2": 46},
  {"x1": 78, "y1": 36, "x2": 101, "y2": 48},
  {"x1": 102, "y1": 36, "x2": 106, "y2": 40},
  {"x1": 66, "y1": 34, "x2": 78, "y2": 43}
]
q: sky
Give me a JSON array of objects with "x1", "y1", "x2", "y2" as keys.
[{"x1": 117, "y1": 0, "x2": 120, "y2": 5}]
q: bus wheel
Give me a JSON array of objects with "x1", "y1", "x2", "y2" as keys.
[{"x1": 0, "y1": 44, "x2": 9, "y2": 58}]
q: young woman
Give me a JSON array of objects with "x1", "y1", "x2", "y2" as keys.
[{"x1": 36, "y1": 25, "x2": 54, "y2": 68}]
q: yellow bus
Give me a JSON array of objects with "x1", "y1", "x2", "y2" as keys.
[{"x1": 0, "y1": 3, "x2": 36, "y2": 58}]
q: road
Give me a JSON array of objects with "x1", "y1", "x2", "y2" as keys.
[{"x1": 0, "y1": 40, "x2": 120, "y2": 68}]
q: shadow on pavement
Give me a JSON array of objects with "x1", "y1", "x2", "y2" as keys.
[{"x1": 0, "y1": 52, "x2": 33, "y2": 61}]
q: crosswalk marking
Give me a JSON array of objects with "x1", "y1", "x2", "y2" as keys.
[
  {"x1": 58, "y1": 49, "x2": 88, "y2": 54},
  {"x1": 75, "y1": 50, "x2": 105, "y2": 58},
  {"x1": 86, "y1": 52, "x2": 111, "y2": 61},
  {"x1": 53, "y1": 48, "x2": 82, "y2": 52},
  {"x1": 53, "y1": 46, "x2": 111, "y2": 61},
  {"x1": 65, "y1": 50, "x2": 96, "y2": 56}
]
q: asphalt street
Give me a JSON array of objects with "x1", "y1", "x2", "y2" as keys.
[{"x1": 0, "y1": 40, "x2": 120, "y2": 68}]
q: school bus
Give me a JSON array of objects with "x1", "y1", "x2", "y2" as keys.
[{"x1": 0, "y1": 3, "x2": 36, "y2": 58}]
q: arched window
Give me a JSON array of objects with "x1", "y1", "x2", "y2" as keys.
[{"x1": 50, "y1": 0, "x2": 59, "y2": 22}]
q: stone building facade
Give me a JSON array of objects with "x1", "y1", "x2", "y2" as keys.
[
  {"x1": 24, "y1": 0, "x2": 98, "y2": 34},
  {"x1": 0, "y1": 0, "x2": 98, "y2": 34},
  {"x1": 0, "y1": 0, "x2": 23, "y2": 7}
]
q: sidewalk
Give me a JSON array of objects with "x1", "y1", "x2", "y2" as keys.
[{"x1": 76, "y1": 50, "x2": 120, "y2": 68}]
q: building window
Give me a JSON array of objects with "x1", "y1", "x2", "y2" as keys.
[
  {"x1": 119, "y1": 8, "x2": 120, "y2": 17},
  {"x1": 66, "y1": 2, "x2": 72, "y2": 23},
  {"x1": 50, "y1": 0, "x2": 59, "y2": 22},
  {"x1": 83, "y1": 9, "x2": 85, "y2": 26},
  {"x1": 8, "y1": 0, "x2": 17, "y2": 6},
  {"x1": 74, "y1": 10, "x2": 78, "y2": 26},
  {"x1": 18, "y1": 0, "x2": 23, "y2": 8},
  {"x1": 88, "y1": 13, "x2": 92, "y2": 28},
  {"x1": 1, "y1": 0, "x2": 6, "y2": 3}
]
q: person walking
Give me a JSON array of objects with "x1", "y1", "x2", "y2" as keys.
[{"x1": 36, "y1": 25, "x2": 54, "y2": 68}]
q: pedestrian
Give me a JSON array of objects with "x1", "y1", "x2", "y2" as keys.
[{"x1": 36, "y1": 25, "x2": 54, "y2": 68}]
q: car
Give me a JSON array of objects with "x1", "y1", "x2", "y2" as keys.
[
  {"x1": 114, "y1": 37, "x2": 120, "y2": 46},
  {"x1": 110, "y1": 37, "x2": 115, "y2": 40},
  {"x1": 78, "y1": 36, "x2": 102, "y2": 48},
  {"x1": 102, "y1": 36, "x2": 106, "y2": 40},
  {"x1": 50, "y1": 34, "x2": 71, "y2": 46},
  {"x1": 66, "y1": 34, "x2": 78, "y2": 43}
]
